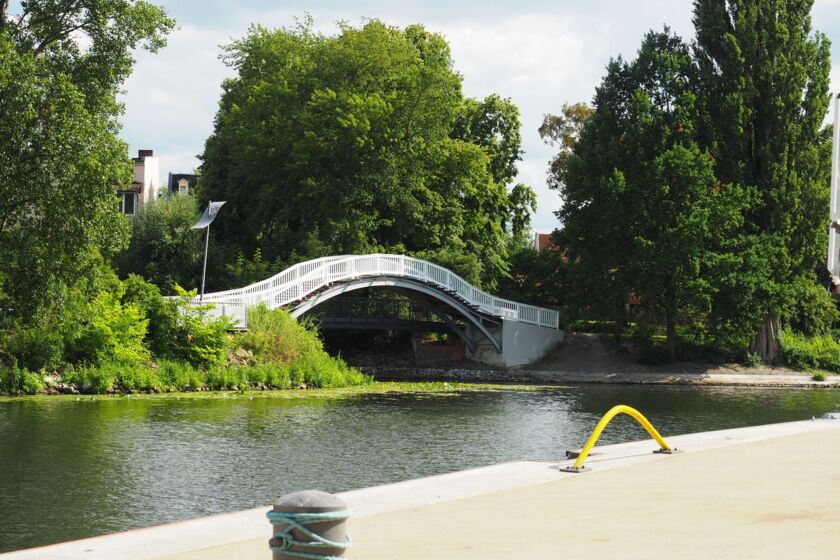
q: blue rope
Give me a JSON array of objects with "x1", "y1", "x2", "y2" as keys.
[{"x1": 266, "y1": 510, "x2": 352, "y2": 559}]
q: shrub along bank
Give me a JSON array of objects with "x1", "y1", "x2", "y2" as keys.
[
  {"x1": 0, "y1": 275, "x2": 368, "y2": 395},
  {"x1": 777, "y1": 329, "x2": 840, "y2": 374}
]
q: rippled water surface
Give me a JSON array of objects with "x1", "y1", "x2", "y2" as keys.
[{"x1": 1, "y1": 384, "x2": 839, "y2": 552}]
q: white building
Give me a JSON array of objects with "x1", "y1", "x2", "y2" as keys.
[{"x1": 117, "y1": 149, "x2": 160, "y2": 215}]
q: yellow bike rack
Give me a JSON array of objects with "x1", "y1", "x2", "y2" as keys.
[{"x1": 560, "y1": 405, "x2": 678, "y2": 473}]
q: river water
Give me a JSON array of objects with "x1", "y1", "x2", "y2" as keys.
[{"x1": 1, "y1": 384, "x2": 839, "y2": 553}]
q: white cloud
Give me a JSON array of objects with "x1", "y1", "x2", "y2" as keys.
[
  {"x1": 517, "y1": 156, "x2": 558, "y2": 232},
  {"x1": 120, "y1": 24, "x2": 236, "y2": 172},
  {"x1": 434, "y1": 7, "x2": 692, "y2": 231}
]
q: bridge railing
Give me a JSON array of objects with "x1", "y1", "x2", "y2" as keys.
[{"x1": 198, "y1": 254, "x2": 560, "y2": 329}]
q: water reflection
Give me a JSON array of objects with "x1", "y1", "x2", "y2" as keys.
[{"x1": 1, "y1": 386, "x2": 838, "y2": 552}]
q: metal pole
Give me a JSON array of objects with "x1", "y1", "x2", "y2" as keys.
[
  {"x1": 829, "y1": 95, "x2": 840, "y2": 284},
  {"x1": 830, "y1": 94, "x2": 840, "y2": 221},
  {"x1": 200, "y1": 202, "x2": 211, "y2": 303}
]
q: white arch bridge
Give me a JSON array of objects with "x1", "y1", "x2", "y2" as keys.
[{"x1": 197, "y1": 254, "x2": 564, "y2": 367}]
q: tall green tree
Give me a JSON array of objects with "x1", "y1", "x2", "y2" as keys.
[
  {"x1": 555, "y1": 58, "x2": 645, "y2": 332},
  {"x1": 539, "y1": 102, "x2": 593, "y2": 193},
  {"x1": 558, "y1": 30, "x2": 747, "y2": 356},
  {"x1": 693, "y1": 0, "x2": 832, "y2": 359},
  {"x1": 199, "y1": 19, "x2": 535, "y2": 289},
  {"x1": 115, "y1": 195, "x2": 204, "y2": 293},
  {"x1": 0, "y1": 1, "x2": 174, "y2": 315}
]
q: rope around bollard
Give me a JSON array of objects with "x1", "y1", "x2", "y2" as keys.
[{"x1": 267, "y1": 510, "x2": 352, "y2": 560}]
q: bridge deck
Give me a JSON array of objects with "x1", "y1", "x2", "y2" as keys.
[{"x1": 197, "y1": 254, "x2": 560, "y2": 329}]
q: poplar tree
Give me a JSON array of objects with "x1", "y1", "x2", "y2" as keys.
[{"x1": 693, "y1": 0, "x2": 832, "y2": 359}]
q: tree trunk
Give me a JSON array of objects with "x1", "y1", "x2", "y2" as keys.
[
  {"x1": 665, "y1": 312, "x2": 676, "y2": 361},
  {"x1": 615, "y1": 300, "x2": 627, "y2": 340},
  {"x1": 749, "y1": 314, "x2": 779, "y2": 363}
]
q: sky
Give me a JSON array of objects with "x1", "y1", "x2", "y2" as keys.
[{"x1": 108, "y1": 1, "x2": 840, "y2": 231}]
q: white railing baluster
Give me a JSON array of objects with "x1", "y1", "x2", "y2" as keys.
[{"x1": 195, "y1": 253, "x2": 560, "y2": 330}]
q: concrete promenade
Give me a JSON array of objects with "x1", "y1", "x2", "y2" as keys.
[{"x1": 5, "y1": 418, "x2": 839, "y2": 559}]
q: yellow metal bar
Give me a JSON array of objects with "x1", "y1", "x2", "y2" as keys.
[{"x1": 572, "y1": 405, "x2": 672, "y2": 470}]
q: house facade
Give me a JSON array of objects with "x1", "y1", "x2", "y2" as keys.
[
  {"x1": 167, "y1": 173, "x2": 197, "y2": 196},
  {"x1": 533, "y1": 232, "x2": 556, "y2": 253},
  {"x1": 117, "y1": 149, "x2": 160, "y2": 215}
]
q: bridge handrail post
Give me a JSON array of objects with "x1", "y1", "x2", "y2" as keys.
[{"x1": 196, "y1": 253, "x2": 562, "y2": 331}]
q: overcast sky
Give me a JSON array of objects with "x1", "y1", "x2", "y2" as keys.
[{"x1": 110, "y1": 1, "x2": 840, "y2": 231}]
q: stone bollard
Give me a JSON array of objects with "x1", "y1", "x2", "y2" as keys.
[{"x1": 267, "y1": 490, "x2": 351, "y2": 559}]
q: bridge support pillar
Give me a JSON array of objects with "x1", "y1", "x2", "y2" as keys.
[{"x1": 465, "y1": 319, "x2": 564, "y2": 368}]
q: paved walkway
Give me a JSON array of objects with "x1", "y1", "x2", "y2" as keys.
[
  {"x1": 347, "y1": 428, "x2": 840, "y2": 559},
  {"x1": 10, "y1": 419, "x2": 839, "y2": 559},
  {"x1": 523, "y1": 369, "x2": 840, "y2": 386},
  {"x1": 375, "y1": 333, "x2": 840, "y2": 386},
  {"x1": 525, "y1": 332, "x2": 840, "y2": 386}
]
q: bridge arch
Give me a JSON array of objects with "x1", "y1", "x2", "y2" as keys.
[
  {"x1": 196, "y1": 254, "x2": 562, "y2": 366},
  {"x1": 290, "y1": 277, "x2": 502, "y2": 352}
]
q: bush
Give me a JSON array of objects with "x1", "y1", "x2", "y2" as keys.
[
  {"x1": 785, "y1": 277, "x2": 839, "y2": 337},
  {"x1": 638, "y1": 341, "x2": 671, "y2": 365},
  {"x1": 778, "y1": 328, "x2": 840, "y2": 373},
  {"x1": 744, "y1": 352, "x2": 762, "y2": 368},
  {"x1": 240, "y1": 306, "x2": 323, "y2": 365},
  {"x1": 169, "y1": 286, "x2": 232, "y2": 367},
  {"x1": 237, "y1": 363, "x2": 293, "y2": 388},
  {"x1": 7, "y1": 325, "x2": 64, "y2": 371},
  {"x1": 64, "y1": 290, "x2": 150, "y2": 366},
  {"x1": 122, "y1": 274, "x2": 180, "y2": 358},
  {"x1": 114, "y1": 195, "x2": 203, "y2": 293},
  {"x1": 64, "y1": 362, "x2": 164, "y2": 393},
  {"x1": 123, "y1": 280, "x2": 232, "y2": 368},
  {"x1": 2, "y1": 288, "x2": 367, "y2": 393},
  {"x1": 63, "y1": 363, "x2": 117, "y2": 393},
  {"x1": 239, "y1": 306, "x2": 369, "y2": 387},
  {"x1": 7, "y1": 285, "x2": 150, "y2": 371},
  {"x1": 0, "y1": 366, "x2": 45, "y2": 394},
  {"x1": 157, "y1": 360, "x2": 205, "y2": 389}
]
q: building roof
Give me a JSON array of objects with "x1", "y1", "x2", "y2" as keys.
[
  {"x1": 534, "y1": 232, "x2": 556, "y2": 253},
  {"x1": 133, "y1": 149, "x2": 154, "y2": 163},
  {"x1": 167, "y1": 173, "x2": 198, "y2": 194}
]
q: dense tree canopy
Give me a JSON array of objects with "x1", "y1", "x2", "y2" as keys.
[
  {"x1": 559, "y1": 30, "x2": 747, "y2": 356},
  {"x1": 0, "y1": 1, "x2": 174, "y2": 314},
  {"x1": 551, "y1": 0, "x2": 833, "y2": 360},
  {"x1": 539, "y1": 102, "x2": 593, "y2": 193},
  {"x1": 115, "y1": 195, "x2": 204, "y2": 292},
  {"x1": 693, "y1": 0, "x2": 832, "y2": 358},
  {"x1": 199, "y1": 19, "x2": 535, "y2": 289}
]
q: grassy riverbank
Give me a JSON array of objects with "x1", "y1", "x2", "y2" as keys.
[
  {"x1": 0, "y1": 293, "x2": 370, "y2": 395},
  {"x1": 0, "y1": 358, "x2": 369, "y2": 396},
  {"x1": 0, "y1": 381, "x2": 553, "y2": 402}
]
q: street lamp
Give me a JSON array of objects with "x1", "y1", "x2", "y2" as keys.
[{"x1": 192, "y1": 200, "x2": 226, "y2": 302}]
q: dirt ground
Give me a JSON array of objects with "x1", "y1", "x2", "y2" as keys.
[
  {"x1": 529, "y1": 332, "x2": 798, "y2": 375},
  {"x1": 516, "y1": 332, "x2": 840, "y2": 386}
]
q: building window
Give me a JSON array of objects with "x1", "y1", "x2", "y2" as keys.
[
  {"x1": 120, "y1": 192, "x2": 137, "y2": 215},
  {"x1": 178, "y1": 179, "x2": 189, "y2": 195}
]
